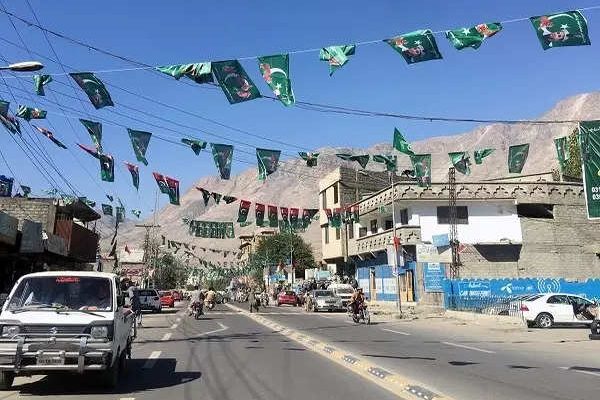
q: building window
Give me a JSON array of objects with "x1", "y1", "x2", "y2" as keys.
[
  {"x1": 437, "y1": 206, "x2": 468, "y2": 224},
  {"x1": 399, "y1": 209, "x2": 409, "y2": 225},
  {"x1": 335, "y1": 228, "x2": 341, "y2": 240},
  {"x1": 384, "y1": 219, "x2": 393, "y2": 230},
  {"x1": 359, "y1": 227, "x2": 367, "y2": 238},
  {"x1": 517, "y1": 204, "x2": 554, "y2": 219},
  {"x1": 348, "y1": 222, "x2": 354, "y2": 239},
  {"x1": 322, "y1": 191, "x2": 327, "y2": 209},
  {"x1": 333, "y1": 184, "x2": 339, "y2": 204},
  {"x1": 370, "y1": 219, "x2": 378, "y2": 233},
  {"x1": 324, "y1": 225, "x2": 329, "y2": 244}
]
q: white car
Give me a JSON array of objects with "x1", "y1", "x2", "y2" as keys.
[
  {"x1": 0, "y1": 271, "x2": 134, "y2": 390},
  {"x1": 520, "y1": 293, "x2": 598, "y2": 328},
  {"x1": 310, "y1": 290, "x2": 343, "y2": 312},
  {"x1": 134, "y1": 288, "x2": 162, "y2": 313}
]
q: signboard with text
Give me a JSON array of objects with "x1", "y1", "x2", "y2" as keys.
[
  {"x1": 423, "y1": 263, "x2": 445, "y2": 292},
  {"x1": 580, "y1": 121, "x2": 600, "y2": 219},
  {"x1": 416, "y1": 243, "x2": 452, "y2": 263},
  {"x1": 432, "y1": 233, "x2": 450, "y2": 247}
]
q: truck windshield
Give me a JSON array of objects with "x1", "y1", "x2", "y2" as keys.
[
  {"x1": 7, "y1": 276, "x2": 113, "y2": 312},
  {"x1": 336, "y1": 288, "x2": 354, "y2": 294}
]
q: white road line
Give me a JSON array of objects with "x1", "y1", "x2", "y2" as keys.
[
  {"x1": 198, "y1": 322, "x2": 228, "y2": 336},
  {"x1": 170, "y1": 323, "x2": 178, "y2": 329},
  {"x1": 560, "y1": 367, "x2": 600, "y2": 377},
  {"x1": 161, "y1": 332, "x2": 172, "y2": 341},
  {"x1": 381, "y1": 328, "x2": 411, "y2": 336},
  {"x1": 441, "y1": 341, "x2": 496, "y2": 354},
  {"x1": 119, "y1": 398, "x2": 136, "y2": 400},
  {"x1": 142, "y1": 351, "x2": 161, "y2": 369}
]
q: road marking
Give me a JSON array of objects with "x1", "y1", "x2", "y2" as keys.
[
  {"x1": 176, "y1": 317, "x2": 181, "y2": 322},
  {"x1": 170, "y1": 323, "x2": 178, "y2": 329},
  {"x1": 119, "y1": 398, "x2": 136, "y2": 400},
  {"x1": 142, "y1": 351, "x2": 161, "y2": 369},
  {"x1": 161, "y1": 333, "x2": 172, "y2": 341},
  {"x1": 560, "y1": 366, "x2": 600, "y2": 377},
  {"x1": 441, "y1": 341, "x2": 496, "y2": 354},
  {"x1": 382, "y1": 328, "x2": 411, "y2": 336}
]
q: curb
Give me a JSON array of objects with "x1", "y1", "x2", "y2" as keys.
[{"x1": 226, "y1": 303, "x2": 453, "y2": 400}]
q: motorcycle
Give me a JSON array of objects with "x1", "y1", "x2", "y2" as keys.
[
  {"x1": 348, "y1": 303, "x2": 370, "y2": 325},
  {"x1": 260, "y1": 292, "x2": 269, "y2": 307},
  {"x1": 206, "y1": 301, "x2": 215, "y2": 310},
  {"x1": 191, "y1": 301, "x2": 203, "y2": 320}
]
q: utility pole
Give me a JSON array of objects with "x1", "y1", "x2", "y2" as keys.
[
  {"x1": 135, "y1": 223, "x2": 161, "y2": 288},
  {"x1": 390, "y1": 171, "x2": 402, "y2": 313},
  {"x1": 448, "y1": 167, "x2": 461, "y2": 278}
]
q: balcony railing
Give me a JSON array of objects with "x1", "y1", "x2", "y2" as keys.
[
  {"x1": 54, "y1": 220, "x2": 99, "y2": 262},
  {"x1": 352, "y1": 226, "x2": 421, "y2": 255}
]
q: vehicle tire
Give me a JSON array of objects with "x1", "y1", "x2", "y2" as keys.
[
  {"x1": 535, "y1": 312, "x2": 554, "y2": 328},
  {"x1": 313, "y1": 305, "x2": 318, "y2": 313},
  {"x1": 526, "y1": 320, "x2": 535, "y2": 328},
  {"x1": 277, "y1": 302, "x2": 281, "y2": 307},
  {"x1": 101, "y1": 352, "x2": 121, "y2": 389},
  {"x1": 591, "y1": 319, "x2": 600, "y2": 335},
  {"x1": 0, "y1": 371, "x2": 14, "y2": 390}
]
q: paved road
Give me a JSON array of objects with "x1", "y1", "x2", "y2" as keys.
[
  {"x1": 1, "y1": 303, "x2": 400, "y2": 400},
  {"x1": 256, "y1": 303, "x2": 600, "y2": 400}
]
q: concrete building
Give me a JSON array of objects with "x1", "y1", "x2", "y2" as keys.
[
  {"x1": 0, "y1": 197, "x2": 100, "y2": 292},
  {"x1": 318, "y1": 166, "x2": 398, "y2": 274},
  {"x1": 322, "y1": 178, "x2": 600, "y2": 305},
  {"x1": 238, "y1": 228, "x2": 278, "y2": 264}
]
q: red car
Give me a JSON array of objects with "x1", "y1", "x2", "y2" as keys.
[
  {"x1": 277, "y1": 290, "x2": 299, "y2": 307},
  {"x1": 159, "y1": 290, "x2": 175, "y2": 308},
  {"x1": 172, "y1": 290, "x2": 182, "y2": 301}
]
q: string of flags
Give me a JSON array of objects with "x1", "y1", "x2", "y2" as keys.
[
  {"x1": 323, "y1": 206, "x2": 360, "y2": 228},
  {"x1": 196, "y1": 187, "x2": 237, "y2": 206},
  {"x1": 236, "y1": 200, "x2": 319, "y2": 230}
]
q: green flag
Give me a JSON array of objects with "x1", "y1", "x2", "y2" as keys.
[
  {"x1": 336, "y1": 153, "x2": 370, "y2": 169},
  {"x1": 290, "y1": 208, "x2": 299, "y2": 230},
  {"x1": 99, "y1": 153, "x2": 115, "y2": 182},
  {"x1": 80, "y1": 119, "x2": 102, "y2": 152},
  {"x1": 116, "y1": 206, "x2": 125, "y2": 223},
  {"x1": 372, "y1": 154, "x2": 397, "y2": 172},
  {"x1": 237, "y1": 200, "x2": 251, "y2": 223},
  {"x1": 101, "y1": 203, "x2": 113, "y2": 216},
  {"x1": 20, "y1": 185, "x2": 31, "y2": 197},
  {"x1": 554, "y1": 136, "x2": 570, "y2": 174},
  {"x1": 127, "y1": 129, "x2": 152, "y2": 166},
  {"x1": 153, "y1": 172, "x2": 170, "y2": 194},
  {"x1": 69, "y1": 72, "x2": 114, "y2": 109},
  {"x1": 156, "y1": 62, "x2": 213, "y2": 84},
  {"x1": 268, "y1": 205, "x2": 278, "y2": 227},
  {"x1": 299, "y1": 151, "x2": 319, "y2": 167},
  {"x1": 239, "y1": 221, "x2": 253, "y2": 228},
  {"x1": 33, "y1": 125, "x2": 67, "y2": 149},
  {"x1": 446, "y1": 23, "x2": 502, "y2": 50},
  {"x1": 223, "y1": 195, "x2": 237, "y2": 204},
  {"x1": 256, "y1": 148, "x2": 281, "y2": 180},
  {"x1": 165, "y1": 176, "x2": 180, "y2": 205},
  {"x1": 256, "y1": 203, "x2": 266, "y2": 226},
  {"x1": 319, "y1": 45, "x2": 356, "y2": 75},
  {"x1": 331, "y1": 208, "x2": 342, "y2": 228},
  {"x1": 385, "y1": 30, "x2": 442, "y2": 64},
  {"x1": 210, "y1": 143, "x2": 233, "y2": 179},
  {"x1": 225, "y1": 222, "x2": 235, "y2": 239},
  {"x1": 393, "y1": 128, "x2": 415, "y2": 156},
  {"x1": 197, "y1": 187, "x2": 211, "y2": 206},
  {"x1": 212, "y1": 60, "x2": 261, "y2": 104},
  {"x1": 474, "y1": 148, "x2": 495, "y2": 165},
  {"x1": 448, "y1": 151, "x2": 471, "y2": 175},
  {"x1": 16, "y1": 105, "x2": 46, "y2": 121},
  {"x1": 258, "y1": 54, "x2": 294, "y2": 106},
  {"x1": 181, "y1": 138, "x2": 207, "y2": 155},
  {"x1": 212, "y1": 192, "x2": 222, "y2": 204},
  {"x1": 0, "y1": 100, "x2": 20, "y2": 134},
  {"x1": 124, "y1": 162, "x2": 139, "y2": 190},
  {"x1": 131, "y1": 209, "x2": 141, "y2": 218},
  {"x1": 579, "y1": 121, "x2": 600, "y2": 218},
  {"x1": 508, "y1": 144, "x2": 530, "y2": 173},
  {"x1": 410, "y1": 154, "x2": 432, "y2": 187},
  {"x1": 530, "y1": 11, "x2": 590, "y2": 50},
  {"x1": 33, "y1": 74, "x2": 52, "y2": 96}
]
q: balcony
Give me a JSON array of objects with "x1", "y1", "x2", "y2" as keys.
[
  {"x1": 54, "y1": 220, "x2": 99, "y2": 262},
  {"x1": 353, "y1": 226, "x2": 421, "y2": 255}
]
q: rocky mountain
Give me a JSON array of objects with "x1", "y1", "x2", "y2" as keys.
[{"x1": 100, "y1": 92, "x2": 600, "y2": 262}]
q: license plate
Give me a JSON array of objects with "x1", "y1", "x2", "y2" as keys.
[
  {"x1": 37, "y1": 353, "x2": 65, "y2": 365},
  {"x1": 326, "y1": 301, "x2": 336, "y2": 304}
]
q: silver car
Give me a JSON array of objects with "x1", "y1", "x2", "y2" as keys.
[{"x1": 310, "y1": 290, "x2": 343, "y2": 312}]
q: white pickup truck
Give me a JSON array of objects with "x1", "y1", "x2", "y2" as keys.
[{"x1": 0, "y1": 271, "x2": 134, "y2": 390}]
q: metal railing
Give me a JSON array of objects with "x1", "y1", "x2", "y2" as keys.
[{"x1": 445, "y1": 294, "x2": 525, "y2": 317}]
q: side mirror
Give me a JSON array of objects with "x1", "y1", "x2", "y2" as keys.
[{"x1": 117, "y1": 295, "x2": 125, "y2": 308}]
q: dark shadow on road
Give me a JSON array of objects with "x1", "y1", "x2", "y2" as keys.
[
  {"x1": 448, "y1": 361, "x2": 479, "y2": 366},
  {"x1": 569, "y1": 366, "x2": 600, "y2": 373},
  {"x1": 139, "y1": 325, "x2": 171, "y2": 329},
  {"x1": 245, "y1": 346, "x2": 265, "y2": 349},
  {"x1": 12, "y1": 359, "x2": 201, "y2": 396},
  {"x1": 282, "y1": 347, "x2": 306, "y2": 351},
  {"x1": 363, "y1": 353, "x2": 436, "y2": 361},
  {"x1": 508, "y1": 365, "x2": 538, "y2": 369}
]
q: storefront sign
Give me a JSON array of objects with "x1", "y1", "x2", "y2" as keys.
[
  {"x1": 432, "y1": 233, "x2": 450, "y2": 247},
  {"x1": 423, "y1": 263, "x2": 445, "y2": 292},
  {"x1": 416, "y1": 243, "x2": 452, "y2": 263}
]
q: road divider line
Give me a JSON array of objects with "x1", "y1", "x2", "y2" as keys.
[
  {"x1": 226, "y1": 303, "x2": 453, "y2": 400},
  {"x1": 142, "y1": 351, "x2": 161, "y2": 369},
  {"x1": 161, "y1": 333, "x2": 172, "y2": 341},
  {"x1": 441, "y1": 341, "x2": 496, "y2": 354},
  {"x1": 560, "y1": 366, "x2": 600, "y2": 377},
  {"x1": 381, "y1": 328, "x2": 411, "y2": 336}
]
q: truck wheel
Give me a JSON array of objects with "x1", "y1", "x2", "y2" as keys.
[
  {"x1": 0, "y1": 371, "x2": 14, "y2": 390},
  {"x1": 101, "y1": 352, "x2": 122, "y2": 389}
]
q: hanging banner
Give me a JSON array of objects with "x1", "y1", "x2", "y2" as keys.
[
  {"x1": 579, "y1": 121, "x2": 600, "y2": 219},
  {"x1": 255, "y1": 203, "x2": 266, "y2": 227},
  {"x1": 127, "y1": 129, "x2": 152, "y2": 166},
  {"x1": 530, "y1": 11, "x2": 590, "y2": 50},
  {"x1": 181, "y1": 138, "x2": 207, "y2": 155},
  {"x1": 99, "y1": 154, "x2": 115, "y2": 182},
  {"x1": 258, "y1": 54, "x2": 294, "y2": 106},
  {"x1": 256, "y1": 148, "x2": 281, "y2": 180},
  {"x1": 80, "y1": 119, "x2": 103, "y2": 152},
  {"x1": 210, "y1": 143, "x2": 233, "y2": 180},
  {"x1": 508, "y1": 144, "x2": 530, "y2": 173},
  {"x1": 299, "y1": 151, "x2": 319, "y2": 167},
  {"x1": 124, "y1": 162, "x2": 140, "y2": 190},
  {"x1": 448, "y1": 151, "x2": 471, "y2": 175},
  {"x1": 268, "y1": 205, "x2": 278, "y2": 227},
  {"x1": 474, "y1": 148, "x2": 494, "y2": 165},
  {"x1": 319, "y1": 45, "x2": 356, "y2": 75},
  {"x1": 69, "y1": 72, "x2": 114, "y2": 109},
  {"x1": 237, "y1": 200, "x2": 251, "y2": 223},
  {"x1": 410, "y1": 154, "x2": 432, "y2": 187},
  {"x1": 33, "y1": 74, "x2": 52, "y2": 96},
  {"x1": 212, "y1": 60, "x2": 261, "y2": 104},
  {"x1": 385, "y1": 30, "x2": 442, "y2": 64}
]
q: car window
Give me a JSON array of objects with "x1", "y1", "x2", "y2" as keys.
[
  {"x1": 315, "y1": 290, "x2": 334, "y2": 297},
  {"x1": 137, "y1": 289, "x2": 157, "y2": 297},
  {"x1": 568, "y1": 296, "x2": 593, "y2": 305},
  {"x1": 285, "y1": 291, "x2": 295, "y2": 296},
  {"x1": 524, "y1": 294, "x2": 543, "y2": 301},
  {"x1": 547, "y1": 295, "x2": 569, "y2": 304}
]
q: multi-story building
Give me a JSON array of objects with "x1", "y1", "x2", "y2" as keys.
[
  {"x1": 0, "y1": 197, "x2": 100, "y2": 291},
  {"x1": 319, "y1": 166, "x2": 397, "y2": 274},
  {"x1": 238, "y1": 228, "x2": 278, "y2": 264},
  {"x1": 322, "y1": 177, "x2": 600, "y2": 305}
]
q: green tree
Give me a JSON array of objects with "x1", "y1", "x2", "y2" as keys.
[
  {"x1": 564, "y1": 127, "x2": 582, "y2": 180},
  {"x1": 249, "y1": 232, "x2": 316, "y2": 278},
  {"x1": 155, "y1": 253, "x2": 186, "y2": 289}
]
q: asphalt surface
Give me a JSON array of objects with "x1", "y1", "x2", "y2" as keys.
[
  {"x1": 257, "y1": 303, "x2": 600, "y2": 400},
  {"x1": 0, "y1": 302, "x2": 400, "y2": 400}
]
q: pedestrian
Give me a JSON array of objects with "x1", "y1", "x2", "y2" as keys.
[
  {"x1": 249, "y1": 289, "x2": 256, "y2": 313},
  {"x1": 131, "y1": 289, "x2": 142, "y2": 327}
]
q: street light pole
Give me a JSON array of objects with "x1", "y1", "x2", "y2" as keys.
[{"x1": 0, "y1": 61, "x2": 44, "y2": 72}]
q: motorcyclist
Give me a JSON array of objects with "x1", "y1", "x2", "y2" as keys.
[
  {"x1": 349, "y1": 287, "x2": 365, "y2": 316},
  {"x1": 188, "y1": 285, "x2": 205, "y2": 316},
  {"x1": 205, "y1": 287, "x2": 216, "y2": 309}
]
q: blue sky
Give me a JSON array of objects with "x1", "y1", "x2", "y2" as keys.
[{"x1": 0, "y1": 0, "x2": 599, "y2": 215}]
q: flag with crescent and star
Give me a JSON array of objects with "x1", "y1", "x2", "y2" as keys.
[
  {"x1": 508, "y1": 144, "x2": 530, "y2": 173},
  {"x1": 410, "y1": 154, "x2": 432, "y2": 187},
  {"x1": 319, "y1": 45, "x2": 356, "y2": 75},
  {"x1": 255, "y1": 203, "x2": 266, "y2": 227},
  {"x1": 69, "y1": 72, "x2": 114, "y2": 109},
  {"x1": 299, "y1": 151, "x2": 319, "y2": 167},
  {"x1": 124, "y1": 162, "x2": 139, "y2": 190},
  {"x1": 80, "y1": 119, "x2": 103, "y2": 152},
  {"x1": 530, "y1": 11, "x2": 590, "y2": 50},
  {"x1": 101, "y1": 204, "x2": 113, "y2": 216},
  {"x1": 99, "y1": 153, "x2": 115, "y2": 182},
  {"x1": 156, "y1": 62, "x2": 213, "y2": 84},
  {"x1": 258, "y1": 54, "x2": 294, "y2": 106},
  {"x1": 448, "y1": 151, "x2": 472, "y2": 175},
  {"x1": 212, "y1": 60, "x2": 261, "y2": 104},
  {"x1": 256, "y1": 148, "x2": 281, "y2": 181},
  {"x1": 210, "y1": 143, "x2": 233, "y2": 179},
  {"x1": 446, "y1": 23, "x2": 502, "y2": 50},
  {"x1": 127, "y1": 129, "x2": 152, "y2": 166},
  {"x1": 393, "y1": 128, "x2": 415, "y2": 156},
  {"x1": 16, "y1": 105, "x2": 46, "y2": 121},
  {"x1": 373, "y1": 154, "x2": 398, "y2": 172},
  {"x1": 181, "y1": 138, "x2": 207, "y2": 155},
  {"x1": 385, "y1": 30, "x2": 443, "y2": 64},
  {"x1": 474, "y1": 148, "x2": 495, "y2": 165},
  {"x1": 237, "y1": 200, "x2": 251, "y2": 223},
  {"x1": 268, "y1": 205, "x2": 278, "y2": 227},
  {"x1": 33, "y1": 74, "x2": 52, "y2": 96}
]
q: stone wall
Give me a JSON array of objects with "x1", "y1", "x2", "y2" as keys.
[{"x1": 0, "y1": 198, "x2": 56, "y2": 232}]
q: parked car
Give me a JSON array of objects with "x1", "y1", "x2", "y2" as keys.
[
  {"x1": 520, "y1": 293, "x2": 598, "y2": 328},
  {"x1": 277, "y1": 290, "x2": 299, "y2": 307},
  {"x1": 135, "y1": 288, "x2": 162, "y2": 313},
  {"x1": 310, "y1": 290, "x2": 343, "y2": 312},
  {"x1": 159, "y1": 291, "x2": 175, "y2": 308},
  {"x1": 328, "y1": 283, "x2": 355, "y2": 307},
  {"x1": 0, "y1": 271, "x2": 134, "y2": 389}
]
